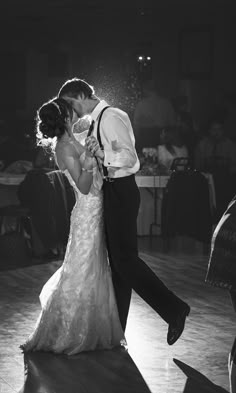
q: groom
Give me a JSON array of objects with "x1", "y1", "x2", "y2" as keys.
[{"x1": 58, "y1": 78, "x2": 190, "y2": 345}]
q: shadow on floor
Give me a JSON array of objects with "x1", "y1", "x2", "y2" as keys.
[
  {"x1": 18, "y1": 348, "x2": 151, "y2": 393},
  {"x1": 174, "y1": 358, "x2": 229, "y2": 393}
]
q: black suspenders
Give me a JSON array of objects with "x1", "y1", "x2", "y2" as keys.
[{"x1": 96, "y1": 106, "x2": 110, "y2": 178}]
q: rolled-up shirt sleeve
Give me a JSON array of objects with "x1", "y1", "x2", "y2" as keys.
[{"x1": 101, "y1": 111, "x2": 137, "y2": 168}]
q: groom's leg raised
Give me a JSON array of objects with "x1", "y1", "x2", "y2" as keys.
[{"x1": 103, "y1": 175, "x2": 190, "y2": 343}]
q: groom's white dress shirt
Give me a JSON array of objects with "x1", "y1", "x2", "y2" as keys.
[{"x1": 91, "y1": 100, "x2": 140, "y2": 178}]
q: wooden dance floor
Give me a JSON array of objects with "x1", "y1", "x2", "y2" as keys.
[{"x1": 0, "y1": 238, "x2": 234, "y2": 392}]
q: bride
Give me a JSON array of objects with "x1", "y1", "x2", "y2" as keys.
[{"x1": 21, "y1": 97, "x2": 125, "y2": 355}]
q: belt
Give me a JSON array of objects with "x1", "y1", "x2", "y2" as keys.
[
  {"x1": 103, "y1": 174, "x2": 135, "y2": 183},
  {"x1": 104, "y1": 177, "x2": 115, "y2": 183}
]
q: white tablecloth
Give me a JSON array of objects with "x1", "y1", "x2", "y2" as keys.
[
  {"x1": 0, "y1": 173, "x2": 26, "y2": 208},
  {"x1": 0, "y1": 172, "x2": 215, "y2": 236},
  {"x1": 0, "y1": 173, "x2": 26, "y2": 186}
]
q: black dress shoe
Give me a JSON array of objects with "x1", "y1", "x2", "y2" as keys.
[{"x1": 167, "y1": 305, "x2": 190, "y2": 345}]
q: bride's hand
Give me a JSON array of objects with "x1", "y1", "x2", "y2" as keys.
[
  {"x1": 85, "y1": 136, "x2": 99, "y2": 155},
  {"x1": 86, "y1": 136, "x2": 104, "y2": 160}
]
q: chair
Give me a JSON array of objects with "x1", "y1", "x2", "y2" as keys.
[
  {"x1": 0, "y1": 204, "x2": 32, "y2": 265},
  {"x1": 18, "y1": 169, "x2": 76, "y2": 258},
  {"x1": 170, "y1": 157, "x2": 192, "y2": 171},
  {"x1": 0, "y1": 205, "x2": 30, "y2": 232},
  {"x1": 161, "y1": 169, "x2": 213, "y2": 251},
  {"x1": 204, "y1": 156, "x2": 235, "y2": 221}
]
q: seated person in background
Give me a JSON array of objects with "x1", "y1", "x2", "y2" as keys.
[
  {"x1": 195, "y1": 117, "x2": 236, "y2": 220},
  {"x1": 133, "y1": 79, "x2": 176, "y2": 152},
  {"x1": 157, "y1": 126, "x2": 189, "y2": 171},
  {"x1": 173, "y1": 95, "x2": 199, "y2": 159},
  {"x1": 194, "y1": 117, "x2": 236, "y2": 174}
]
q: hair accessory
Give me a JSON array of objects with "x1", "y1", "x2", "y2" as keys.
[{"x1": 51, "y1": 101, "x2": 61, "y2": 114}]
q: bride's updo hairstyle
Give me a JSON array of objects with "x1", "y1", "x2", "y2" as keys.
[{"x1": 36, "y1": 97, "x2": 73, "y2": 146}]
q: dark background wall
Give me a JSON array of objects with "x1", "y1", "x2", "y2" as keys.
[{"x1": 0, "y1": 0, "x2": 235, "y2": 136}]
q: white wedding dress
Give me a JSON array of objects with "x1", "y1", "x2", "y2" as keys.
[{"x1": 21, "y1": 133, "x2": 125, "y2": 355}]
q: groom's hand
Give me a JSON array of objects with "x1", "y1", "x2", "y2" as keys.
[{"x1": 85, "y1": 136, "x2": 104, "y2": 161}]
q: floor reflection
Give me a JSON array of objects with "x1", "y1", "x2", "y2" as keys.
[
  {"x1": 1, "y1": 246, "x2": 234, "y2": 392},
  {"x1": 19, "y1": 348, "x2": 151, "y2": 393}
]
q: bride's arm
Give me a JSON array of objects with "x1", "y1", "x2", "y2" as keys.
[{"x1": 61, "y1": 144, "x2": 95, "y2": 195}]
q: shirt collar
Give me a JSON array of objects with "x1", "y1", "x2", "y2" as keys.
[{"x1": 91, "y1": 100, "x2": 109, "y2": 122}]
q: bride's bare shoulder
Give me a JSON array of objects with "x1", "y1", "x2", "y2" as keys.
[
  {"x1": 55, "y1": 141, "x2": 76, "y2": 169},
  {"x1": 56, "y1": 140, "x2": 78, "y2": 157},
  {"x1": 55, "y1": 139, "x2": 86, "y2": 169}
]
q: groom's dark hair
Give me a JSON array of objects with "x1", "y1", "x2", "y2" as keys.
[{"x1": 58, "y1": 78, "x2": 95, "y2": 99}]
